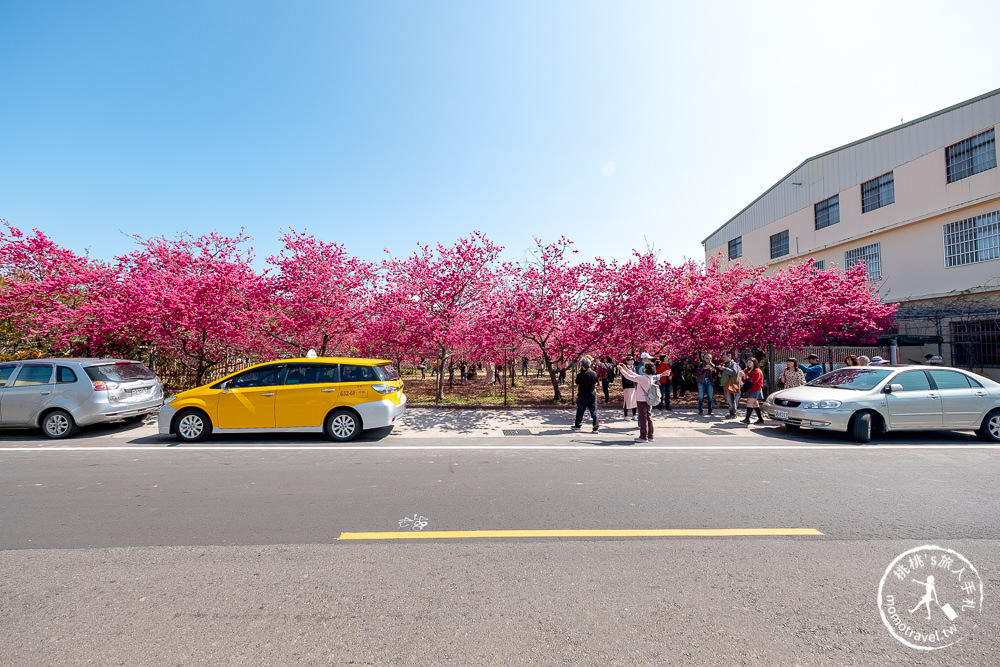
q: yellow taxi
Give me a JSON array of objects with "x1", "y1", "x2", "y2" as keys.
[{"x1": 158, "y1": 356, "x2": 406, "y2": 442}]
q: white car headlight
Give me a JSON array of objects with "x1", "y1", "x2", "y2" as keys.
[{"x1": 802, "y1": 400, "x2": 842, "y2": 409}]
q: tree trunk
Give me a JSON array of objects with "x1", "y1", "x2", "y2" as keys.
[
  {"x1": 541, "y1": 352, "x2": 562, "y2": 402},
  {"x1": 436, "y1": 351, "x2": 446, "y2": 401}
]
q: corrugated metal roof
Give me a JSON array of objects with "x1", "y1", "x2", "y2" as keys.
[{"x1": 702, "y1": 87, "x2": 1000, "y2": 250}]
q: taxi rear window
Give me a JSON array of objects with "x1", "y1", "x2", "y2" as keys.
[{"x1": 375, "y1": 364, "x2": 400, "y2": 381}]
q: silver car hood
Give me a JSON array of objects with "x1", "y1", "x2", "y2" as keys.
[{"x1": 768, "y1": 385, "x2": 876, "y2": 403}]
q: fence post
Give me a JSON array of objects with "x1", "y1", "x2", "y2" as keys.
[{"x1": 766, "y1": 343, "x2": 775, "y2": 396}]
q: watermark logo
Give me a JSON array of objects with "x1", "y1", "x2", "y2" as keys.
[{"x1": 878, "y1": 545, "x2": 983, "y2": 650}]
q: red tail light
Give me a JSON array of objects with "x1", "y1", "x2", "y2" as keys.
[{"x1": 92, "y1": 381, "x2": 120, "y2": 391}]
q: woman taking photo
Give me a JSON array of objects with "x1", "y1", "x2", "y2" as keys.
[
  {"x1": 742, "y1": 358, "x2": 766, "y2": 425},
  {"x1": 777, "y1": 358, "x2": 806, "y2": 389},
  {"x1": 618, "y1": 360, "x2": 670, "y2": 443}
]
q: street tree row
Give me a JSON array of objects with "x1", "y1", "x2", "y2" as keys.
[{"x1": 0, "y1": 222, "x2": 895, "y2": 400}]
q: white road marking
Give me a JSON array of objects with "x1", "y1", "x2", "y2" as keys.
[{"x1": 1, "y1": 444, "x2": 999, "y2": 452}]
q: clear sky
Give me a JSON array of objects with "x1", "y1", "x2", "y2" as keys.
[{"x1": 2, "y1": 1, "x2": 999, "y2": 268}]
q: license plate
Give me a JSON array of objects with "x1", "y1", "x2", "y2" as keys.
[
  {"x1": 131, "y1": 387, "x2": 151, "y2": 397},
  {"x1": 775, "y1": 410, "x2": 789, "y2": 420}
]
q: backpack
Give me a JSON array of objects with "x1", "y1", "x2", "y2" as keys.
[{"x1": 645, "y1": 381, "x2": 661, "y2": 405}]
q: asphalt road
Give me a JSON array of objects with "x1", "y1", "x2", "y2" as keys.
[{"x1": 2, "y1": 423, "x2": 998, "y2": 665}]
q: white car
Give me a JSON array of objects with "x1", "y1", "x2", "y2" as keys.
[{"x1": 763, "y1": 365, "x2": 1000, "y2": 443}]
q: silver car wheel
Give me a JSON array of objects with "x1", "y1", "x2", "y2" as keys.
[
  {"x1": 989, "y1": 414, "x2": 1000, "y2": 439},
  {"x1": 178, "y1": 414, "x2": 205, "y2": 440},
  {"x1": 44, "y1": 413, "x2": 71, "y2": 437},
  {"x1": 329, "y1": 414, "x2": 357, "y2": 438}
]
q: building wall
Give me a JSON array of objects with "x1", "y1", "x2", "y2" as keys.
[{"x1": 706, "y1": 124, "x2": 1000, "y2": 304}]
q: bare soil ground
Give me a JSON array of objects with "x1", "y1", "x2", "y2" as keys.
[{"x1": 401, "y1": 371, "x2": 714, "y2": 408}]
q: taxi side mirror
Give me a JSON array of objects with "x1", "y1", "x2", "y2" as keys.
[{"x1": 221, "y1": 380, "x2": 231, "y2": 394}]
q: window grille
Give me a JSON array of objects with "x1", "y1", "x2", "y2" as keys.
[
  {"x1": 770, "y1": 230, "x2": 789, "y2": 259},
  {"x1": 844, "y1": 243, "x2": 881, "y2": 281},
  {"x1": 813, "y1": 260, "x2": 825, "y2": 270},
  {"x1": 946, "y1": 129, "x2": 996, "y2": 183},
  {"x1": 951, "y1": 319, "x2": 1000, "y2": 367},
  {"x1": 943, "y1": 210, "x2": 1000, "y2": 267},
  {"x1": 728, "y1": 237, "x2": 742, "y2": 260},
  {"x1": 814, "y1": 195, "x2": 840, "y2": 230},
  {"x1": 861, "y1": 172, "x2": 895, "y2": 213}
]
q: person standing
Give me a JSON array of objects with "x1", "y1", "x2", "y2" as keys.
[
  {"x1": 621, "y1": 356, "x2": 638, "y2": 418},
  {"x1": 521, "y1": 356, "x2": 529, "y2": 377},
  {"x1": 801, "y1": 354, "x2": 823, "y2": 382},
  {"x1": 617, "y1": 360, "x2": 669, "y2": 443},
  {"x1": 777, "y1": 358, "x2": 806, "y2": 389},
  {"x1": 655, "y1": 355, "x2": 672, "y2": 411},
  {"x1": 671, "y1": 358, "x2": 685, "y2": 398},
  {"x1": 572, "y1": 357, "x2": 600, "y2": 433},
  {"x1": 742, "y1": 358, "x2": 766, "y2": 424},
  {"x1": 717, "y1": 352, "x2": 742, "y2": 418},
  {"x1": 696, "y1": 353, "x2": 719, "y2": 416}
]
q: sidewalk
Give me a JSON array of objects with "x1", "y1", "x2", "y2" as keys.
[{"x1": 389, "y1": 405, "x2": 776, "y2": 439}]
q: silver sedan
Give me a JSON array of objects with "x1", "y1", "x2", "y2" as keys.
[{"x1": 762, "y1": 365, "x2": 1000, "y2": 443}]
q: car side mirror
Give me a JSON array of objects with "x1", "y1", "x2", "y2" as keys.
[
  {"x1": 221, "y1": 380, "x2": 231, "y2": 394},
  {"x1": 885, "y1": 383, "x2": 903, "y2": 394}
]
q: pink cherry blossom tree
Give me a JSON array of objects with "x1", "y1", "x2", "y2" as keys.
[
  {"x1": 372, "y1": 232, "x2": 503, "y2": 400},
  {"x1": 115, "y1": 231, "x2": 270, "y2": 385},
  {"x1": 265, "y1": 229, "x2": 374, "y2": 356}
]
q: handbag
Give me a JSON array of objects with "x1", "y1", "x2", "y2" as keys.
[{"x1": 725, "y1": 376, "x2": 742, "y2": 394}]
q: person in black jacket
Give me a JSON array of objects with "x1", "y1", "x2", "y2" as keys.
[
  {"x1": 671, "y1": 358, "x2": 685, "y2": 398},
  {"x1": 573, "y1": 357, "x2": 600, "y2": 432}
]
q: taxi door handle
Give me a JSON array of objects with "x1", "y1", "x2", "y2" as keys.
[{"x1": 261, "y1": 392, "x2": 275, "y2": 397}]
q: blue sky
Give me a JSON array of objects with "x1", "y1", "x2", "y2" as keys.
[{"x1": 2, "y1": 1, "x2": 999, "y2": 267}]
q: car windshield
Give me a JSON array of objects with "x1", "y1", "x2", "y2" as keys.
[
  {"x1": 375, "y1": 364, "x2": 400, "y2": 381},
  {"x1": 807, "y1": 367, "x2": 892, "y2": 390},
  {"x1": 85, "y1": 363, "x2": 157, "y2": 383}
]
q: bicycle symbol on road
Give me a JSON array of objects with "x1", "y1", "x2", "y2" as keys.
[{"x1": 398, "y1": 513, "x2": 430, "y2": 531}]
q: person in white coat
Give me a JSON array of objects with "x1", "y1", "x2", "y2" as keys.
[{"x1": 617, "y1": 361, "x2": 670, "y2": 443}]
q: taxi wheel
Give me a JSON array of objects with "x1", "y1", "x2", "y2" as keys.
[
  {"x1": 41, "y1": 409, "x2": 79, "y2": 439},
  {"x1": 325, "y1": 409, "x2": 361, "y2": 442},
  {"x1": 175, "y1": 409, "x2": 211, "y2": 443}
]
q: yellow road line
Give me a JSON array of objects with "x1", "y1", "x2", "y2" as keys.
[{"x1": 337, "y1": 528, "x2": 824, "y2": 540}]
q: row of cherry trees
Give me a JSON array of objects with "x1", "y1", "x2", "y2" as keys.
[{"x1": 0, "y1": 221, "x2": 896, "y2": 399}]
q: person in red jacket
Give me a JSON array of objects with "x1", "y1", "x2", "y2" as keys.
[
  {"x1": 741, "y1": 357, "x2": 765, "y2": 425},
  {"x1": 655, "y1": 355, "x2": 672, "y2": 411}
]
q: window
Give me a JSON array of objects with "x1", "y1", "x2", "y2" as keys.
[
  {"x1": 341, "y1": 364, "x2": 380, "y2": 382},
  {"x1": 813, "y1": 260, "x2": 825, "y2": 271},
  {"x1": 928, "y1": 369, "x2": 978, "y2": 390},
  {"x1": 951, "y1": 320, "x2": 1000, "y2": 367},
  {"x1": 893, "y1": 371, "x2": 931, "y2": 392},
  {"x1": 943, "y1": 210, "x2": 1000, "y2": 268},
  {"x1": 283, "y1": 363, "x2": 340, "y2": 385},
  {"x1": 230, "y1": 364, "x2": 286, "y2": 388},
  {"x1": 85, "y1": 363, "x2": 157, "y2": 383},
  {"x1": 946, "y1": 128, "x2": 996, "y2": 183},
  {"x1": 12, "y1": 365, "x2": 53, "y2": 386},
  {"x1": 0, "y1": 364, "x2": 15, "y2": 387},
  {"x1": 814, "y1": 195, "x2": 840, "y2": 229},
  {"x1": 728, "y1": 237, "x2": 742, "y2": 260},
  {"x1": 770, "y1": 230, "x2": 789, "y2": 259},
  {"x1": 844, "y1": 243, "x2": 881, "y2": 281},
  {"x1": 56, "y1": 366, "x2": 78, "y2": 383},
  {"x1": 861, "y1": 172, "x2": 895, "y2": 213}
]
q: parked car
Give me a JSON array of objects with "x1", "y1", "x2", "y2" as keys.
[
  {"x1": 763, "y1": 365, "x2": 1000, "y2": 443},
  {"x1": 0, "y1": 358, "x2": 164, "y2": 439},
  {"x1": 158, "y1": 356, "x2": 407, "y2": 443}
]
